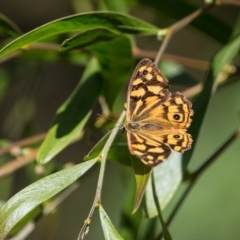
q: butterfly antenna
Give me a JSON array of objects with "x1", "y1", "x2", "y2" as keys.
[
  {"x1": 97, "y1": 114, "x2": 124, "y2": 132},
  {"x1": 97, "y1": 113, "x2": 116, "y2": 122}
]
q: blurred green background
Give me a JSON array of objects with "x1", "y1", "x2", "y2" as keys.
[{"x1": 0, "y1": 0, "x2": 240, "y2": 239}]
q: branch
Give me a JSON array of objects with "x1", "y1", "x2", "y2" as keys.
[
  {"x1": 0, "y1": 132, "x2": 46, "y2": 156},
  {"x1": 77, "y1": 111, "x2": 126, "y2": 240},
  {"x1": 156, "y1": 126, "x2": 240, "y2": 239},
  {"x1": 0, "y1": 149, "x2": 38, "y2": 178}
]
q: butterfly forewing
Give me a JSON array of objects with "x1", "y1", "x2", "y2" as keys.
[
  {"x1": 145, "y1": 92, "x2": 194, "y2": 129},
  {"x1": 126, "y1": 58, "x2": 170, "y2": 122},
  {"x1": 125, "y1": 58, "x2": 193, "y2": 167}
]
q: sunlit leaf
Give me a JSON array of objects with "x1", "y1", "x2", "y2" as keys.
[
  {"x1": 132, "y1": 157, "x2": 151, "y2": 213},
  {"x1": 183, "y1": 27, "x2": 240, "y2": 169},
  {"x1": 37, "y1": 58, "x2": 101, "y2": 164},
  {"x1": 0, "y1": 12, "x2": 158, "y2": 58},
  {"x1": 99, "y1": 205, "x2": 124, "y2": 240},
  {"x1": 151, "y1": 172, "x2": 172, "y2": 240},
  {"x1": 85, "y1": 131, "x2": 131, "y2": 166},
  {"x1": 145, "y1": 152, "x2": 182, "y2": 217},
  {"x1": 0, "y1": 159, "x2": 96, "y2": 239}
]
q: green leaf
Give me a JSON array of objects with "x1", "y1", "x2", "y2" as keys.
[
  {"x1": 61, "y1": 27, "x2": 120, "y2": 52},
  {"x1": 145, "y1": 152, "x2": 182, "y2": 218},
  {"x1": 99, "y1": 205, "x2": 124, "y2": 240},
  {"x1": 137, "y1": 218, "x2": 157, "y2": 240},
  {"x1": 108, "y1": 133, "x2": 131, "y2": 166},
  {"x1": 183, "y1": 28, "x2": 240, "y2": 169},
  {"x1": 89, "y1": 35, "x2": 133, "y2": 109},
  {"x1": 0, "y1": 159, "x2": 96, "y2": 239},
  {"x1": 19, "y1": 48, "x2": 89, "y2": 64},
  {"x1": 151, "y1": 172, "x2": 172, "y2": 240},
  {"x1": 84, "y1": 132, "x2": 110, "y2": 160},
  {"x1": 8, "y1": 206, "x2": 41, "y2": 236},
  {"x1": 0, "y1": 13, "x2": 21, "y2": 37},
  {"x1": 212, "y1": 36, "x2": 240, "y2": 79},
  {"x1": 85, "y1": 130, "x2": 131, "y2": 166},
  {"x1": 37, "y1": 58, "x2": 102, "y2": 164},
  {"x1": 0, "y1": 12, "x2": 159, "y2": 58},
  {"x1": 120, "y1": 174, "x2": 143, "y2": 240},
  {"x1": 229, "y1": 14, "x2": 240, "y2": 41},
  {"x1": 132, "y1": 157, "x2": 151, "y2": 213}
]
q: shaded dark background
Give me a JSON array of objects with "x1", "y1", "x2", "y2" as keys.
[{"x1": 0, "y1": 0, "x2": 240, "y2": 239}]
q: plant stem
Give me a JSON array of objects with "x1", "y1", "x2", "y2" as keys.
[
  {"x1": 191, "y1": 127, "x2": 240, "y2": 178},
  {"x1": 154, "y1": 5, "x2": 211, "y2": 65},
  {"x1": 154, "y1": 33, "x2": 172, "y2": 64},
  {"x1": 77, "y1": 111, "x2": 126, "y2": 240},
  {"x1": 157, "y1": 126, "x2": 240, "y2": 239},
  {"x1": 0, "y1": 149, "x2": 38, "y2": 178},
  {"x1": 96, "y1": 110, "x2": 126, "y2": 200},
  {"x1": 151, "y1": 172, "x2": 172, "y2": 240},
  {"x1": 169, "y1": 5, "x2": 210, "y2": 34},
  {"x1": 0, "y1": 133, "x2": 46, "y2": 156}
]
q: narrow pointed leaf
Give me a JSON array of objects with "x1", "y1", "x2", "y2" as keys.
[
  {"x1": 99, "y1": 205, "x2": 124, "y2": 240},
  {"x1": 183, "y1": 30, "x2": 240, "y2": 169},
  {"x1": 145, "y1": 152, "x2": 182, "y2": 218},
  {"x1": 37, "y1": 58, "x2": 102, "y2": 164},
  {"x1": 84, "y1": 131, "x2": 131, "y2": 166},
  {"x1": 89, "y1": 36, "x2": 133, "y2": 109},
  {"x1": 0, "y1": 12, "x2": 158, "y2": 58},
  {"x1": 0, "y1": 159, "x2": 96, "y2": 239},
  {"x1": 0, "y1": 13, "x2": 21, "y2": 37},
  {"x1": 132, "y1": 156, "x2": 151, "y2": 213},
  {"x1": 151, "y1": 172, "x2": 172, "y2": 240},
  {"x1": 61, "y1": 27, "x2": 119, "y2": 52}
]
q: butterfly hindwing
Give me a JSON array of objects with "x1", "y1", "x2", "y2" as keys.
[
  {"x1": 140, "y1": 128, "x2": 193, "y2": 153},
  {"x1": 127, "y1": 131, "x2": 172, "y2": 167}
]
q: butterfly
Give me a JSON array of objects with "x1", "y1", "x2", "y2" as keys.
[{"x1": 122, "y1": 58, "x2": 193, "y2": 167}]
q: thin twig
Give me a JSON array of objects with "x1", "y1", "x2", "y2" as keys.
[
  {"x1": 169, "y1": 5, "x2": 210, "y2": 34},
  {"x1": 133, "y1": 47, "x2": 210, "y2": 70},
  {"x1": 43, "y1": 182, "x2": 80, "y2": 215},
  {"x1": 149, "y1": 5, "x2": 213, "y2": 240},
  {"x1": 0, "y1": 50, "x2": 22, "y2": 64},
  {"x1": 77, "y1": 111, "x2": 126, "y2": 240},
  {"x1": 154, "y1": 33, "x2": 172, "y2": 64},
  {"x1": 0, "y1": 133, "x2": 46, "y2": 156},
  {"x1": 151, "y1": 172, "x2": 172, "y2": 240},
  {"x1": 7, "y1": 182, "x2": 79, "y2": 240},
  {"x1": 0, "y1": 149, "x2": 38, "y2": 178},
  {"x1": 156, "y1": 127, "x2": 240, "y2": 239},
  {"x1": 155, "y1": 181, "x2": 194, "y2": 240},
  {"x1": 219, "y1": 0, "x2": 240, "y2": 6},
  {"x1": 154, "y1": 5, "x2": 211, "y2": 65},
  {"x1": 191, "y1": 127, "x2": 240, "y2": 178}
]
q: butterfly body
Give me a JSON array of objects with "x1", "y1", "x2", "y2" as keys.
[{"x1": 124, "y1": 59, "x2": 193, "y2": 167}]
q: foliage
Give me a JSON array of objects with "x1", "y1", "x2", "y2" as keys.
[{"x1": 0, "y1": 0, "x2": 240, "y2": 239}]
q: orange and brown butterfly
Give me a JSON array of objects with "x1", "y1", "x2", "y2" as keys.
[{"x1": 122, "y1": 58, "x2": 194, "y2": 167}]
